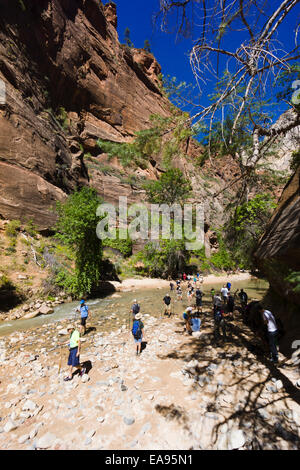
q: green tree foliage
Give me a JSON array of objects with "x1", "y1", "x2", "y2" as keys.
[
  {"x1": 97, "y1": 111, "x2": 194, "y2": 170},
  {"x1": 226, "y1": 193, "x2": 276, "y2": 268},
  {"x1": 124, "y1": 27, "x2": 134, "y2": 48},
  {"x1": 200, "y1": 71, "x2": 275, "y2": 162},
  {"x1": 232, "y1": 194, "x2": 276, "y2": 234},
  {"x1": 290, "y1": 149, "x2": 300, "y2": 172},
  {"x1": 55, "y1": 187, "x2": 104, "y2": 297},
  {"x1": 286, "y1": 271, "x2": 300, "y2": 294},
  {"x1": 143, "y1": 39, "x2": 151, "y2": 53},
  {"x1": 5, "y1": 220, "x2": 21, "y2": 238},
  {"x1": 102, "y1": 229, "x2": 133, "y2": 257},
  {"x1": 143, "y1": 168, "x2": 192, "y2": 206},
  {"x1": 276, "y1": 63, "x2": 300, "y2": 106},
  {"x1": 135, "y1": 239, "x2": 189, "y2": 278}
]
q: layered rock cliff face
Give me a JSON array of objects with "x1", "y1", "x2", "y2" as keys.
[
  {"x1": 254, "y1": 165, "x2": 300, "y2": 354},
  {"x1": 255, "y1": 166, "x2": 300, "y2": 302},
  {"x1": 1, "y1": 0, "x2": 287, "y2": 246},
  {"x1": 0, "y1": 0, "x2": 170, "y2": 229}
]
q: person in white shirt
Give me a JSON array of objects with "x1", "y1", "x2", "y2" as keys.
[
  {"x1": 258, "y1": 305, "x2": 278, "y2": 363},
  {"x1": 220, "y1": 285, "x2": 229, "y2": 303}
]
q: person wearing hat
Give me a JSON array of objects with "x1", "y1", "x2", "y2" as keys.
[
  {"x1": 64, "y1": 324, "x2": 85, "y2": 381},
  {"x1": 131, "y1": 313, "x2": 145, "y2": 356},
  {"x1": 183, "y1": 307, "x2": 193, "y2": 334},
  {"x1": 76, "y1": 299, "x2": 91, "y2": 336}
]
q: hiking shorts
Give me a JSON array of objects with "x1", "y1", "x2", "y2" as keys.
[
  {"x1": 80, "y1": 317, "x2": 87, "y2": 326},
  {"x1": 134, "y1": 336, "x2": 143, "y2": 344},
  {"x1": 196, "y1": 298, "x2": 202, "y2": 307},
  {"x1": 68, "y1": 347, "x2": 80, "y2": 367}
]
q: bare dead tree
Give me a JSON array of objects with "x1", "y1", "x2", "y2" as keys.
[{"x1": 157, "y1": 0, "x2": 300, "y2": 171}]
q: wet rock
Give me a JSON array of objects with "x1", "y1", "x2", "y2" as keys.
[
  {"x1": 24, "y1": 310, "x2": 40, "y2": 320},
  {"x1": 38, "y1": 306, "x2": 54, "y2": 315}
]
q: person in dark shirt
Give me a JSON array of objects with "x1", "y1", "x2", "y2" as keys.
[
  {"x1": 195, "y1": 288, "x2": 204, "y2": 313},
  {"x1": 163, "y1": 294, "x2": 172, "y2": 317},
  {"x1": 238, "y1": 289, "x2": 248, "y2": 309},
  {"x1": 227, "y1": 293, "x2": 235, "y2": 314}
]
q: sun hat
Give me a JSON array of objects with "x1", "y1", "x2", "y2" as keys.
[
  {"x1": 67, "y1": 324, "x2": 74, "y2": 330},
  {"x1": 135, "y1": 313, "x2": 142, "y2": 320},
  {"x1": 186, "y1": 307, "x2": 193, "y2": 313}
]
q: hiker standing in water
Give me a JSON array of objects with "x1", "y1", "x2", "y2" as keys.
[
  {"x1": 163, "y1": 293, "x2": 172, "y2": 317},
  {"x1": 76, "y1": 299, "x2": 91, "y2": 336}
]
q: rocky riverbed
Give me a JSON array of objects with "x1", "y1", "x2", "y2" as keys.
[{"x1": 0, "y1": 296, "x2": 299, "y2": 450}]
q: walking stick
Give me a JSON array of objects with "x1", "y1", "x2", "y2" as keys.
[{"x1": 58, "y1": 345, "x2": 62, "y2": 375}]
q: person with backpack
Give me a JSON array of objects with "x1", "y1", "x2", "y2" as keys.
[
  {"x1": 131, "y1": 313, "x2": 145, "y2": 356},
  {"x1": 213, "y1": 293, "x2": 222, "y2": 315},
  {"x1": 214, "y1": 305, "x2": 232, "y2": 340},
  {"x1": 195, "y1": 288, "x2": 204, "y2": 313},
  {"x1": 257, "y1": 304, "x2": 279, "y2": 363},
  {"x1": 183, "y1": 307, "x2": 193, "y2": 334},
  {"x1": 76, "y1": 299, "x2": 91, "y2": 336},
  {"x1": 163, "y1": 293, "x2": 172, "y2": 317}
]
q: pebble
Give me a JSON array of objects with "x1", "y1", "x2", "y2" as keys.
[
  {"x1": 123, "y1": 417, "x2": 135, "y2": 425},
  {"x1": 18, "y1": 434, "x2": 30, "y2": 444},
  {"x1": 22, "y1": 400, "x2": 37, "y2": 411},
  {"x1": 36, "y1": 432, "x2": 57, "y2": 449},
  {"x1": 227, "y1": 429, "x2": 246, "y2": 450},
  {"x1": 4, "y1": 420, "x2": 18, "y2": 433}
]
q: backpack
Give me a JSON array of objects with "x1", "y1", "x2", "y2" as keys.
[
  {"x1": 132, "y1": 320, "x2": 142, "y2": 340},
  {"x1": 214, "y1": 307, "x2": 223, "y2": 322}
]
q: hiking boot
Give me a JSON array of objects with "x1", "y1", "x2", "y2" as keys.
[{"x1": 64, "y1": 376, "x2": 72, "y2": 382}]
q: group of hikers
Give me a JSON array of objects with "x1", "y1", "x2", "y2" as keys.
[{"x1": 63, "y1": 277, "x2": 281, "y2": 381}]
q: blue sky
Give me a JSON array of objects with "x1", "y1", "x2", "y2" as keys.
[{"x1": 111, "y1": 0, "x2": 299, "y2": 126}]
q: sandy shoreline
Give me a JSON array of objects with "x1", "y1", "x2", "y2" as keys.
[{"x1": 111, "y1": 272, "x2": 253, "y2": 292}]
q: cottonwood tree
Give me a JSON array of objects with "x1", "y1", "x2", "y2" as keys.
[{"x1": 157, "y1": 0, "x2": 300, "y2": 199}]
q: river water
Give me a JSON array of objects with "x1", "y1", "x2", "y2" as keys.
[{"x1": 0, "y1": 278, "x2": 269, "y2": 338}]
